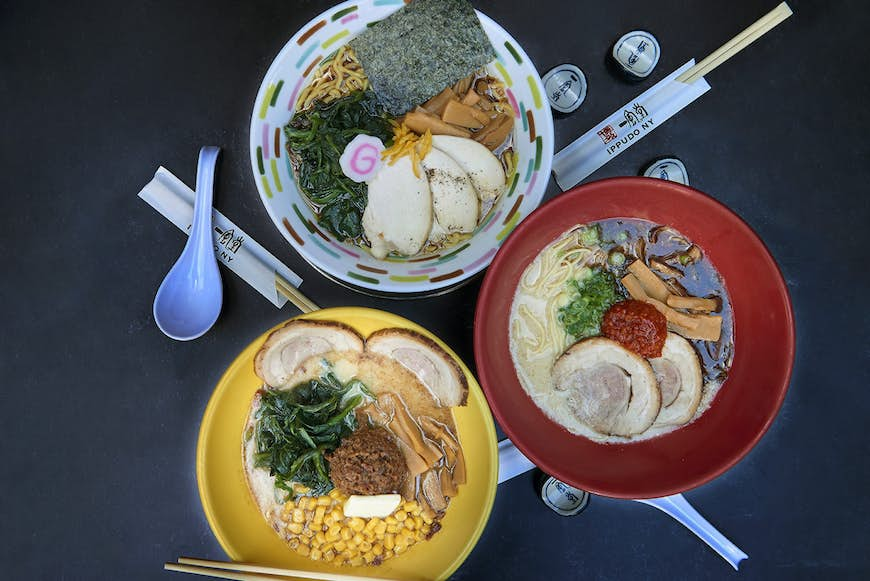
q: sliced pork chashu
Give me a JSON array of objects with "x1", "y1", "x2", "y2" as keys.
[
  {"x1": 366, "y1": 328, "x2": 468, "y2": 407},
  {"x1": 553, "y1": 337, "x2": 660, "y2": 437},
  {"x1": 254, "y1": 320, "x2": 365, "y2": 388},
  {"x1": 651, "y1": 332, "x2": 703, "y2": 426}
]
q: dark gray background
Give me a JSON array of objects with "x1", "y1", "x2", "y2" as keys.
[{"x1": 2, "y1": 0, "x2": 868, "y2": 579}]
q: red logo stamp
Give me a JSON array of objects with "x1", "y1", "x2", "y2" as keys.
[{"x1": 597, "y1": 125, "x2": 618, "y2": 144}]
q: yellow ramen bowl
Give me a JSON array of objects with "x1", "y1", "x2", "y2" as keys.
[{"x1": 196, "y1": 307, "x2": 498, "y2": 580}]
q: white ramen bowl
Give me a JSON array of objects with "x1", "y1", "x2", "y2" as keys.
[{"x1": 249, "y1": 0, "x2": 553, "y2": 295}]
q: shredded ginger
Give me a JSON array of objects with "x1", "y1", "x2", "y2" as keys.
[{"x1": 381, "y1": 123, "x2": 432, "y2": 178}]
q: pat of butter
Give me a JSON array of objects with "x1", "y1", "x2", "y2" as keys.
[{"x1": 343, "y1": 494, "x2": 402, "y2": 519}]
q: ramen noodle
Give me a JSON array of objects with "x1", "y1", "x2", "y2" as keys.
[{"x1": 296, "y1": 46, "x2": 369, "y2": 111}]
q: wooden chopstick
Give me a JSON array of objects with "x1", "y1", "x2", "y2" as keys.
[
  {"x1": 169, "y1": 557, "x2": 409, "y2": 581},
  {"x1": 165, "y1": 562, "x2": 285, "y2": 581},
  {"x1": 677, "y1": 2, "x2": 793, "y2": 84},
  {"x1": 275, "y1": 274, "x2": 320, "y2": 313}
]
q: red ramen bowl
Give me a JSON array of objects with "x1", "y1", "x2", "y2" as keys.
[{"x1": 474, "y1": 177, "x2": 794, "y2": 499}]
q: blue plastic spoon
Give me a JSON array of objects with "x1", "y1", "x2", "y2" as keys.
[{"x1": 152, "y1": 146, "x2": 223, "y2": 341}]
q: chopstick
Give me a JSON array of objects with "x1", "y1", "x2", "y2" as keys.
[
  {"x1": 275, "y1": 274, "x2": 320, "y2": 313},
  {"x1": 677, "y1": 2, "x2": 793, "y2": 84},
  {"x1": 164, "y1": 562, "x2": 282, "y2": 581},
  {"x1": 166, "y1": 557, "x2": 408, "y2": 581}
]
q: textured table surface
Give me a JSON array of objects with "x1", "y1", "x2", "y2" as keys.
[{"x1": 2, "y1": 0, "x2": 868, "y2": 579}]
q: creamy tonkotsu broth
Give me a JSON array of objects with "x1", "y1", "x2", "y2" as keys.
[{"x1": 508, "y1": 219, "x2": 734, "y2": 443}]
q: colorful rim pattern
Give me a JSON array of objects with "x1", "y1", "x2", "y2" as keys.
[{"x1": 250, "y1": 0, "x2": 554, "y2": 293}]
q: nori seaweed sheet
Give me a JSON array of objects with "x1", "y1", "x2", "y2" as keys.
[{"x1": 349, "y1": 0, "x2": 496, "y2": 116}]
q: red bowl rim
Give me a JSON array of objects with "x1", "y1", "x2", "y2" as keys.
[{"x1": 474, "y1": 177, "x2": 795, "y2": 498}]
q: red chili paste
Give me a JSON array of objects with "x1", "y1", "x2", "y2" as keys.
[{"x1": 601, "y1": 300, "x2": 667, "y2": 358}]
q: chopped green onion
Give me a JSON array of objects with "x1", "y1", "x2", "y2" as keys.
[
  {"x1": 558, "y1": 267, "x2": 623, "y2": 340},
  {"x1": 579, "y1": 224, "x2": 602, "y2": 246},
  {"x1": 609, "y1": 251, "x2": 626, "y2": 266}
]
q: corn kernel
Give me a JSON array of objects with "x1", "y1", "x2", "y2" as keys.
[
  {"x1": 395, "y1": 511, "x2": 408, "y2": 522},
  {"x1": 415, "y1": 530, "x2": 426, "y2": 541},
  {"x1": 287, "y1": 538, "x2": 300, "y2": 550},
  {"x1": 310, "y1": 548, "x2": 322, "y2": 561},
  {"x1": 413, "y1": 516, "x2": 423, "y2": 530},
  {"x1": 421, "y1": 509, "x2": 435, "y2": 523},
  {"x1": 296, "y1": 545, "x2": 310, "y2": 557},
  {"x1": 359, "y1": 541, "x2": 372, "y2": 552},
  {"x1": 326, "y1": 526, "x2": 341, "y2": 542},
  {"x1": 324, "y1": 550, "x2": 335, "y2": 562},
  {"x1": 340, "y1": 527, "x2": 353, "y2": 541},
  {"x1": 364, "y1": 518, "x2": 378, "y2": 532},
  {"x1": 316, "y1": 496, "x2": 331, "y2": 506},
  {"x1": 349, "y1": 557, "x2": 365, "y2": 567},
  {"x1": 374, "y1": 521, "x2": 387, "y2": 536},
  {"x1": 384, "y1": 533, "x2": 395, "y2": 550},
  {"x1": 385, "y1": 516, "x2": 398, "y2": 525},
  {"x1": 292, "y1": 509, "x2": 305, "y2": 524},
  {"x1": 403, "y1": 518, "x2": 415, "y2": 531},
  {"x1": 363, "y1": 529, "x2": 375, "y2": 542},
  {"x1": 352, "y1": 533, "x2": 365, "y2": 546},
  {"x1": 330, "y1": 508, "x2": 343, "y2": 521},
  {"x1": 393, "y1": 544, "x2": 407, "y2": 555},
  {"x1": 286, "y1": 522, "x2": 303, "y2": 534},
  {"x1": 314, "y1": 532, "x2": 326, "y2": 546},
  {"x1": 334, "y1": 540, "x2": 347, "y2": 552},
  {"x1": 322, "y1": 541, "x2": 335, "y2": 553},
  {"x1": 363, "y1": 552, "x2": 375, "y2": 564},
  {"x1": 313, "y1": 506, "x2": 326, "y2": 525},
  {"x1": 386, "y1": 525, "x2": 399, "y2": 534},
  {"x1": 349, "y1": 517, "x2": 365, "y2": 532},
  {"x1": 296, "y1": 497, "x2": 307, "y2": 510},
  {"x1": 345, "y1": 549, "x2": 359, "y2": 560},
  {"x1": 402, "y1": 501, "x2": 418, "y2": 512},
  {"x1": 372, "y1": 544, "x2": 384, "y2": 556}
]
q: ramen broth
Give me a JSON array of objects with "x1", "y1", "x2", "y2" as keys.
[
  {"x1": 291, "y1": 52, "x2": 516, "y2": 256},
  {"x1": 509, "y1": 218, "x2": 734, "y2": 443}
]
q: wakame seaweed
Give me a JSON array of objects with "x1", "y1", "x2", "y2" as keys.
[
  {"x1": 284, "y1": 91, "x2": 393, "y2": 240},
  {"x1": 253, "y1": 364, "x2": 373, "y2": 496}
]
